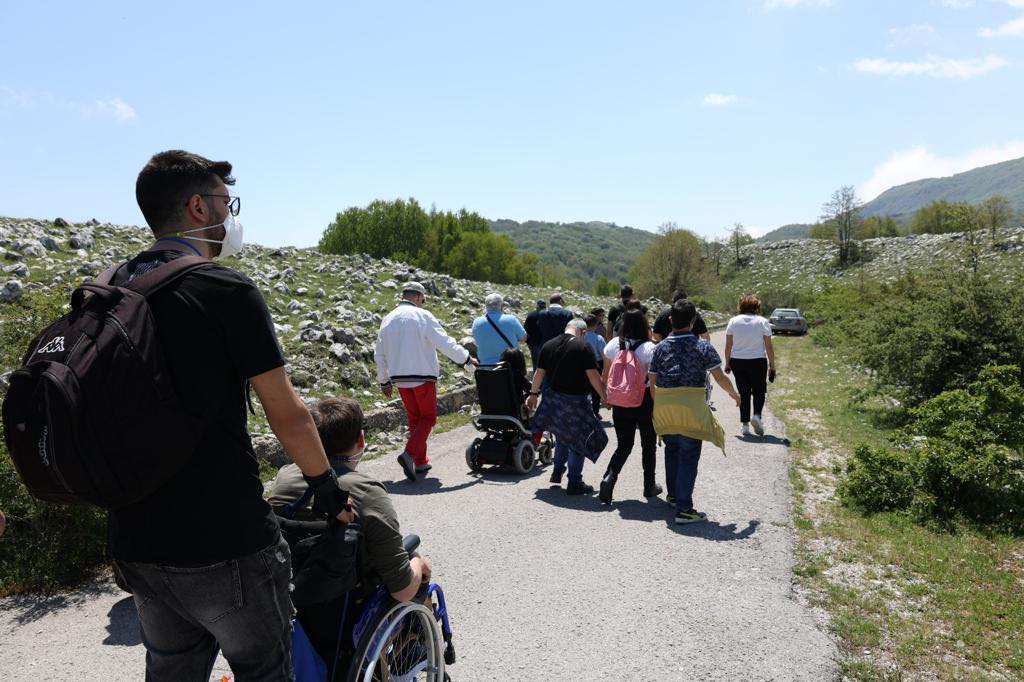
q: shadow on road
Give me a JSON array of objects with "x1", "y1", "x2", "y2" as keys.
[
  {"x1": 733, "y1": 434, "x2": 790, "y2": 446},
  {"x1": 103, "y1": 596, "x2": 142, "y2": 646},
  {"x1": 668, "y1": 518, "x2": 761, "y2": 541},
  {"x1": 383, "y1": 476, "x2": 483, "y2": 495},
  {"x1": 5, "y1": 576, "x2": 121, "y2": 625}
]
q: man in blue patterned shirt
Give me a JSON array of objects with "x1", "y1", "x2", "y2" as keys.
[{"x1": 649, "y1": 301, "x2": 739, "y2": 523}]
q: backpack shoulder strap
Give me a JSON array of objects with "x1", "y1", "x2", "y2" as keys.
[{"x1": 123, "y1": 255, "x2": 213, "y2": 298}]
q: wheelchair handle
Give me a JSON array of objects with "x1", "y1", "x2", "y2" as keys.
[
  {"x1": 277, "y1": 517, "x2": 329, "y2": 534},
  {"x1": 403, "y1": 534, "x2": 420, "y2": 556}
]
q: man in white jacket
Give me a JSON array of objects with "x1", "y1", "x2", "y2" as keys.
[{"x1": 374, "y1": 282, "x2": 477, "y2": 481}]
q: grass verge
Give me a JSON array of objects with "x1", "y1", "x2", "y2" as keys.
[{"x1": 772, "y1": 334, "x2": 1024, "y2": 680}]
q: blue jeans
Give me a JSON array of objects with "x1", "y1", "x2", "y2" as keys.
[
  {"x1": 663, "y1": 434, "x2": 703, "y2": 511},
  {"x1": 115, "y1": 534, "x2": 295, "y2": 682},
  {"x1": 553, "y1": 442, "x2": 585, "y2": 484}
]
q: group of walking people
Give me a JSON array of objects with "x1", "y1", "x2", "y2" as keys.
[{"x1": 372, "y1": 275, "x2": 779, "y2": 526}]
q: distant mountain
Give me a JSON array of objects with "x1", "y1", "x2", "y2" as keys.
[
  {"x1": 489, "y1": 219, "x2": 656, "y2": 290},
  {"x1": 861, "y1": 156, "x2": 1024, "y2": 221},
  {"x1": 757, "y1": 223, "x2": 814, "y2": 242}
]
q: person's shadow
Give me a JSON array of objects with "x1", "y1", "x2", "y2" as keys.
[
  {"x1": 103, "y1": 596, "x2": 142, "y2": 646},
  {"x1": 734, "y1": 434, "x2": 790, "y2": 446},
  {"x1": 668, "y1": 518, "x2": 760, "y2": 541},
  {"x1": 383, "y1": 476, "x2": 482, "y2": 496}
]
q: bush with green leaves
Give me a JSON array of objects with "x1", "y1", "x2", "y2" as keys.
[
  {"x1": 0, "y1": 287, "x2": 109, "y2": 595},
  {"x1": 839, "y1": 365, "x2": 1024, "y2": 531},
  {"x1": 319, "y1": 198, "x2": 539, "y2": 285}
]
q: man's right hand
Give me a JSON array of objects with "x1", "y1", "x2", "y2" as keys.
[
  {"x1": 526, "y1": 394, "x2": 538, "y2": 411},
  {"x1": 413, "y1": 555, "x2": 432, "y2": 583},
  {"x1": 382, "y1": 384, "x2": 393, "y2": 398},
  {"x1": 303, "y1": 469, "x2": 352, "y2": 520}
]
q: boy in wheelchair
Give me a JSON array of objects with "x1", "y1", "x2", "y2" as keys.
[{"x1": 267, "y1": 397, "x2": 436, "y2": 671}]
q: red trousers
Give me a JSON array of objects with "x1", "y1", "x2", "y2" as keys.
[{"x1": 398, "y1": 382, "x2": 437, "y2": 465}]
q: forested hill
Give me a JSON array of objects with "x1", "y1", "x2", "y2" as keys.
[
  {"x1": 489, "y1": 219, "x2": 656, "y2": 291},
  {"x1": 860, "y1": 156, "x2": 1024, "y2": 221},
  {"x1": 757, "y1": 223, "x2": 814, "y2": 242}
]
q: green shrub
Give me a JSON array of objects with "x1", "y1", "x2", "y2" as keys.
[
  {"x1": 839, "y1": 366, "x2": 1024, "y2": 531},
  {"x1": 0, "y1": 287, "x2": 109, "y2": 595}
]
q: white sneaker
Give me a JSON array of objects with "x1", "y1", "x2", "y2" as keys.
[
  {"x1": 741, "y1": 423, "x2": 751, "y2": 436},
  {"x1": 751, "y1": 414, "x2": 765, "y2": 436}
]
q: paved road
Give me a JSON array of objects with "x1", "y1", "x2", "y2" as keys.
[{"x1": 0, "y1": 332, "x2": 836, "y2": 680}]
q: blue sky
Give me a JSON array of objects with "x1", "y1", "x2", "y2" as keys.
[{"x1": 2, "y1": 0, "x2": 1023, "y2": 245}]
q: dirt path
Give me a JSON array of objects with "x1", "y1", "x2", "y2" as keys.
[{"x1": 0, "y1": 331, "x2": 836, "y2": 680}]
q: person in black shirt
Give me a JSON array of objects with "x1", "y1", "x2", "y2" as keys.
[
  {"x1": 110, "y1": 150, "x2": 351, "y2": 682},
  {"x1": 607, "y1": 284, "x2": 632, "y2": 332},
  {"x1": 527, "y1": 319, "x2": 607, "y2": 494},
  {"x1": 523, "y1": 299, "x2": 546, "y2": 368},
  {"x1": 653, "y1": 290, "x2": 710, "y2": 342},
  {"x1": 534, "y1": 293, "x2": 574, "y2": 349}
]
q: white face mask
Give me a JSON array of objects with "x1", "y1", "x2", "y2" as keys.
[{"x1": 178, "y1": 212, "x2": 244, "y2": 259}]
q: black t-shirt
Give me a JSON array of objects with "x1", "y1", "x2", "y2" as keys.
[
  {"x1": 107, "y1": 250, "x2": 286, "y2": 565},
  {"x1": 653, "y1": 307, "x2": 708, "y2": 339},
  {"x1": 537, "y1": 334, "x2": 597, "y2": 395},
  {"x1": 608, "y1": 302, "x2": 627, "y2": 328}
]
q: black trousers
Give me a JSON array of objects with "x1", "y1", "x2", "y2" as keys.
[
  {"x1": 730, "y1": 357, "x2": 768, "y2": 423},
  {"x1": 607, "y1": 388, "x2": 657, "y2": 487}
]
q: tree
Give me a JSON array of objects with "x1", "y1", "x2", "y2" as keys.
[
  {"x1": 856, "y1": 215, "x2": 899, "y2": 240},
  {"x1": 728, "y1": 223, "x2": 752, "y2": 265},
  {"x1": 594, "y1": 276, "x2": 618, "y2": 296},
  {"x1": 628, "y1": 227, "x2": 714, "y2": 301},
  {"x1": 910, "y1": 200, "x2": 976, "y2": 235},
  {"x1": 978, "y1": 195, "x2": 1014, "y2": 241},
  {"x1": 821, "y1": 186, "x2": 862, "y2": 266}
]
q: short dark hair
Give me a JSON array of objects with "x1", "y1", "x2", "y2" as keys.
[
  {"x1": 549, "y1": 294, "x2": 564, "y2": 305},
  {"x1": 584, "y1": 314, "x2": 598, "y2": 329},
  {"x1": 136, "y1": 150, "x2": 235, "y2": 232},
  {"x1": 619, "y1": 285, "x2": 634, "y2": 300},
  {"x1": 310, "y1": 397, "x2": 364, "y2": 458},
  {"x1": 671, "y1": 289, "x2": 688, "y2": 303},
  {"x1": 624, "y1": 298, "x2": 646, "y2": 314},
  {"x1": 670, "y1": 300, "x2": 697, "y2": 330},
  {"x1": 619, "y1": 309, "x2": 650, "y2": 342},
  {"x1": 590, "y1": 307, "x2": 605, "y2": 317}
]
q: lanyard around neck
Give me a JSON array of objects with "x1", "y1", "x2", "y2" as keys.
[{"x1": 154, "y1": 237, "x2": 202, "y2": 257}]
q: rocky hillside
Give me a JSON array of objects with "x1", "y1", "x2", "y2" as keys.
[
  {"x1": 725, "y1": 226, "x2": 1024, "y2": 300},
  {"x1": 0, "y1": 217, "x2": 727, "y2": 455}
]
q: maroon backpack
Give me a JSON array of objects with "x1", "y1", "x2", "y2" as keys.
[{"x1": 2, "y1": 256, "x2": 213, "y2": 508}]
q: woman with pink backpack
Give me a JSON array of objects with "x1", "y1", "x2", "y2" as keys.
[{"x1": 598, "y1": 309, "x2": 662, "y2": 505}]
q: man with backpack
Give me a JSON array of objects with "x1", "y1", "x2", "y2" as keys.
[
  {"x1": 3, "y1": 150, "x2": 352, "y2": 681},
  {"x1": 534, "y1": 293, "x2": 574, "y2": 349},
  {"x1": 523, "y1": 299, "x2": 546, "y2": 368}
]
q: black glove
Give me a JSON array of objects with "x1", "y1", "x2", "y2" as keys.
[
  {"x1": 768, "y1": 369, "x2": 777, "y2": 383},
  {"x1": 303, "y1": 470, "x2": 352, "y2": 519}
]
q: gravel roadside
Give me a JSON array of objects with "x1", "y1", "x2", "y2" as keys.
[{"x1": 0, "y1": 331, "x2": 837, "y2": 680}]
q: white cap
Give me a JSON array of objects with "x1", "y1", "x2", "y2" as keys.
[{"x1": 403, "y1": 282, "x2": 427, "y2": 296}]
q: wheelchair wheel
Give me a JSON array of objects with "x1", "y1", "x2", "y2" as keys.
[
  {"x1": 511, "y1": 440, "x2": 536, "y2": 474},
  {"x1": 346, "y1": 600, "x2": 445, "y2": 682},
  {"x1": 537, "y1": 436, "x2": 553, "y2": 466},
  {"x1": 465, "y1": 438, "x2": 483, "y2": 472}
]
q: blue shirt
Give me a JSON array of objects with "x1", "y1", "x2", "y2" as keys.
[
  {"x1": 584, "y1": 331, "x2": 605, "y2": 364},
  {"x1": 649, "y1": 332, "x2": 722, "y2": 388},
  {"x1": 471, "y1": 312, "x2": 527, "y2": 365}
]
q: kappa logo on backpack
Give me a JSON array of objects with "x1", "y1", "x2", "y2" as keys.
[
  {"x1": 1, "y1": 255, "x2": 213, "y2": 509},
  {"x1": 606, "y1": 342, "x2": 647, "y2": 408}
]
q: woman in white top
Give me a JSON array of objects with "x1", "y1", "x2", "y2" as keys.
[
  {"x1": 724, "y1": 295, "x2": 776, "y2": 437},
  {"x1": 598, "y1": 309, "x2": 661, "y2": 504}
]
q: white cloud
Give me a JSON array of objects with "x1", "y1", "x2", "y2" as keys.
[
  {"x1": 979, "y1": 15, "x2": 1024, "y2": 37},
  {"x1": 860, "y1": 140, "x2": 1024, "y2": 200},
  {"x1": 852, "y1": 54, "x2": 1008, "y2": 78},
  {"x1": 887, "y1": 24, "x2": 937, "y2": 47},
  {"x1": 702, "y1": 93, "x2": 739, "y2": 107},
  {"x1": 938, "y1": 0, "x2": 974, "y2": 8},
  {"x1": 764, "y1": 0, "x2": 831, "y2": 8},
  {"x1": 1, "y1": 88, "x2": 137, "y2": 123},
  {"x1": 90, "y1": 97, "x2": 137, "y2": 122}
]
